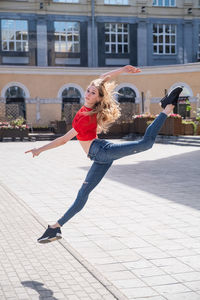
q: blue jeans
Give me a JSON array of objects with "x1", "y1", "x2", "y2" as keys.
[{"x1": 58, "y1": 112, "x2": 167, "y2": 226}]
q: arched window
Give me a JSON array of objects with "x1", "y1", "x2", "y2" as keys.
[
  {"x1": 117, "y1": 87, "x2": 136, "y2": 103},
  {"x1": 5, "y1": 86, "x2": 26, "y2": 119},
  {"x1": 6, "y1": 86, "x2": 26, "y2": 103},
  {"x1": 62, "y1": 87, "x2": 81, "y2": 104}
]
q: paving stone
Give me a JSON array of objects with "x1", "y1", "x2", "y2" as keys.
[{"x1": 1, "y1": 142, "x2": 200, "y2": 300}]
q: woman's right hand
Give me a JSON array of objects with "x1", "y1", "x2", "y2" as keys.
[
  {"x1": 123, "y1": 65, "x2": 141, "y2": 74},
  {"x1": 25, "y1": 148, "x2": 41, "y2": 158}
]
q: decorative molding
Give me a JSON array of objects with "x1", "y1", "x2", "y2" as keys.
[
  {"x1": 1, "y1": 81, "x2": 30, "y2": 98},
  {"x1": 57, "y1": 83, "x2": 85, "y2": 103},
  {"x1": 115, "y1": 82, "x2": 140, "y2": 103},
  {"x1": 0, "y1": 63, "x2": 200, "y2": 76}
]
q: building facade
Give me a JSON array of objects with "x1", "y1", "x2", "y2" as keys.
[
  {"x1": 0, "y1": 0, "x2": 200, "y2": 126},
  {"x1": 0, "y1": 0, "x2": 200, "y2": 68}
]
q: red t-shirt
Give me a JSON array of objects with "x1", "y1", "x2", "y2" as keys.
[{"x1": 72, "y1": 106, "x2": 98, "y2": 141}]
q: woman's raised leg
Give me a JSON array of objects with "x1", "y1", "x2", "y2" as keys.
[{"x1": 104, "y1": 106, "x2": 173, "y2": 162}]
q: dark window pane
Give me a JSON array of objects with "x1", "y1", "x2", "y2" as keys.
[
  {"x1": 111, "y1": 44, "x2": 116, "y2": 53},
  {"x1": 124, "y1": 44, "x2": 128, "y2": 53},
  {"x1": 105, "y1": 34, "x2": 109, "y2": 42},
  {"x1": 171, "y1": 35, "x2": 175, "y2": 43},
  {"x1": 166, "y1": 45, "x2": 170, "y2": 53},
  {"x1": 123, "y1": 24, "x2": 128, "y2": 32},
  {"x1": 124, "y1": 34, "x2": 128, "y2": 43},
  {"x1": 111, "y1": 34, "x2": 116, "y2": 42},
  {"x1": 153, "y1": 45, "x2": 157, "y2": 53},
  {"x1": 118, "y1": 44, "x2": 122, "y2": 53},
  {"x1": 165, "y1": 25, "x2": 170, "y2": 33},
  {"x1": 159, "y1": 45, "x2": 163, "y2": 53},
  {"x1": 153, "y1": 24, "x2": 157, "y2": 33},
  {"x1": 105, "y1": 44, "x2": 109, "y2": 52},
  {"x1": 159, "y1": 35, "x2": 163, "y2": 43},
  {"x1": 153, "y1": 35, "x2": 157, "y2": 43},
  {"x1": 159, "y1": 25, "x2": 163, "y2": 33},
  {"x1": 118, "y1": 35, "x2": 122, "y2": 42},
  {"x1": 165, "y1": 35, "x2": 169, "y2": 43},
  {"x1": 171, "y1": 45, "x2": 175, "y2": 53}
]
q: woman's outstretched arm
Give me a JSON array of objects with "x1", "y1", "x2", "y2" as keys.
[
  {"x1": 100, "y1": 65, "x2": 141, "y2": 81},
  {"x1": 25, "y1": 128, "x2": 78, "y2": 158}
]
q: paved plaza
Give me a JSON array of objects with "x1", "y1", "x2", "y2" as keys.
[{"x1": 0, "y1": 139, "x2": 200, "y2": 300}]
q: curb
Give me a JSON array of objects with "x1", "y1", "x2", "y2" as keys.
[{"x1": 0, "y1": 181, "x2": 129, "y2": 300}]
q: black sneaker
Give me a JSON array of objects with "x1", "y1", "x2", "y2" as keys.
[
  {"x1": 160, "y1": 86, "x2": 183, "y2": 109},
  {"x1": 37, "y1": 226, "x2": 62, "y2": 244}
]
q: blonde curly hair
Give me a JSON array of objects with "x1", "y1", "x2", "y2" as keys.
[{"x1": 87, "y1": 76, "x2": 121, "y2": 133}]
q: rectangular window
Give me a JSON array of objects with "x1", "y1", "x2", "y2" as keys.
[
  {"x1": 153, "y1": 24, "x2": 176, "y2": 55},
  {"x1": 54, "y1": 22, "x2": 80, "y2": 53},
  {"x1": 53, "y1": 0, "x2": 79, "y2": 3},
  {"x1": 1, "y1": 19, "x2": 28, "y2": 52},
  {"x1": 153, "y1": 0, "x2": 175, "y2": 6},
  {"x1": 104, "y1": 0, "x2": 128, "y2": 5},
  {"x1": 105, "y1": 23, "x2": 129, "y2": 54}
]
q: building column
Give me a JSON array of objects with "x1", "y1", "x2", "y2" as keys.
[
  {"x1": 37, "y1": 18, "x2": 48, "y2": 66},
  {"x1": 137, "y1": 20, "x2": 147, "y2": 67},
  {"x1": 88, "y1": 21, "x2": 98, "y2": 67},
  {"x1": 183, "y1": 20, "x2": 193, "y2": 63}
]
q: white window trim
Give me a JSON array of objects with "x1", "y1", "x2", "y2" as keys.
[
  {"x1": 1, "y1": 19, "x2": 28, "y2": 52},
  {"x1": 1, "y1": 82, "x2": 30, "y2": 99},
  {"x1": 105, "y1": 23, "x2": 129, "y2": 54},
  {"x1": 104, "y1": 0, "x2": 129, "y2": 5},
  {"x1": 153, "y1": 24, "x2": 176, "y2": 55},
  {"x1": 115, "y1": 83, "x2": 140, "y2": 103},
  {"x1": 53, "y1": 0, "x2": 79, "y2": 3},
  {"x1": 58, "y1": 83, "x2": 85, "y2": 103},
  {"x1": 152, "y1": 0, "x2": 176, "y2": 7},
  {"x1": 54, "y1": 21, "x2": 80, "y2": 53}
]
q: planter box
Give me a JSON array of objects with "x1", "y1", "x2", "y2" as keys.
[
  {"x1": 132, "y1": 117, "x2": 154, "y2": 134},
  {"x1": 196, "y1": 124, "x2": 200, "y2": 135},
  {"x1": 159, "y1": 117, "x2": 182, "y2": 136},
  {"x1": 182, "y1": 123, "x2": 194, "y2": 135},
  {"x1": 0, "y1": 128, "x2": 29, "y2": 140}
]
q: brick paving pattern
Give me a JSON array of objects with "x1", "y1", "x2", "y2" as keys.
[{"x1": 0, "y1": 140, "x2": 200, "y2": 300}]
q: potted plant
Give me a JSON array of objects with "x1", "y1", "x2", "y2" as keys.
[{"x1": 0, "y1": 117, "x2": 29, "y2": 140}]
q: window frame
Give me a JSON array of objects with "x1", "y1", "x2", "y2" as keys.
[
  {"x1": 104, "y1": 0, "x2": 129, "y2": 5},
  {"x1": 105, "y1": 23, "x2": 129, "y2": 54},
  {"x1": 153, "y1": 24, "x2": 177, "y2": 55},
  {"x1": 54, "y1": 21, "x2": 80, "y2": 53},
  {"x1": 1, "y1": 19, "x2": 29, "y2": 52},
  {"x1": 53, "y1": 0, "x2": 79, "y2": 3},
  {"x1": 152, "y1": 0, "x2": 176, "y2": 7}
]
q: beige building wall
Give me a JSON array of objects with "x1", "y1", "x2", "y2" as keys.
[{"x1": 0, "y1": 63, "x2": 200, "y2": 125}]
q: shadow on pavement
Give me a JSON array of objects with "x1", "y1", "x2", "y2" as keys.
[
  {"x1": 82, "y1": 148, "x2": 200, "y2": 210},
  {"x1": 21, "y1": 281, "x2": 58, "y2": 300}
]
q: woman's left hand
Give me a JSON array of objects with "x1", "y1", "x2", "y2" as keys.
[{"x1": 123, "y1": 65, "x2": 141, "y2": 74}]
